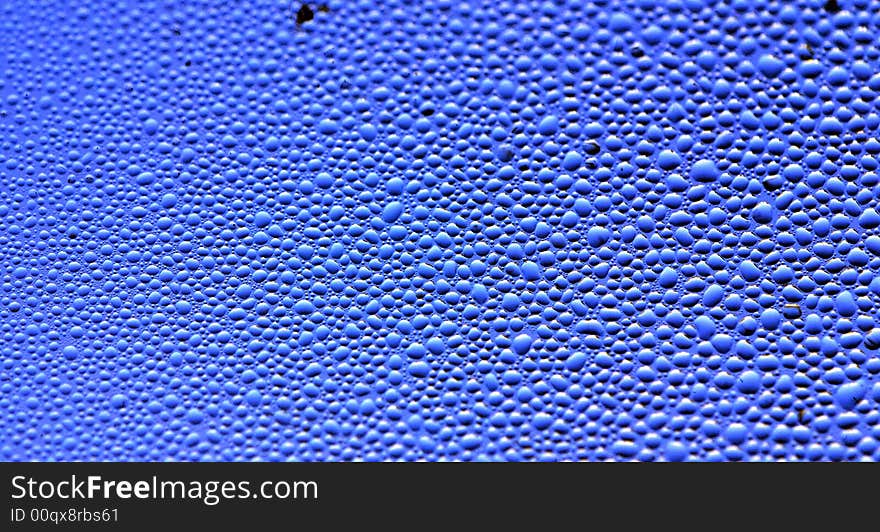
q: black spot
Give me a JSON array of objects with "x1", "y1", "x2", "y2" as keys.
[
  {"x1": 762, "y1": 175, "x2": 783, "y2": 191},
  {"x1": 171, "y1": 26, "x2": 181, "y2": 36},
  {"x1": 184, "y1": 60, "x2": 192, "y2": 67},
  {"x1": 782, "y1": 304, "x2": 801, "y2": 319},
  {"x1": 823, "y1": 0, "x2": 840, "y2": 13},
  {"x1": 318, "y1": 4, "x2": 330, "y2": 13},
  {"x1": 496, "y1": 146, "x2": 514, "y2": 162},
  {"x1": 585, "y1": 141, "x2": 601, "y2": 155},
  {"x1": 631, "y1": 45, "x2": 645, "y2": 58},
  {"x1": 296, "y1": 3, "x2": 314, "y2": 24},
  {"x1": 420, "y1": 108, "x2": 434, "y2": 117}
]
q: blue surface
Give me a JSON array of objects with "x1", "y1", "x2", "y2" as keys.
[{"x1": 3, "y1": 0, "x2": 880, "y2": 461}]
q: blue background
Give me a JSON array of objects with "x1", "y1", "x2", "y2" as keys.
[{"x1": 3, "y1": 0, "x2": 880, "y2": 461}]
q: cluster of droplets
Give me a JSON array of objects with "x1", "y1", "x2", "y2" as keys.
[{"x1": 3, "y1": 0, "x2": 880, "y2": 460}]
